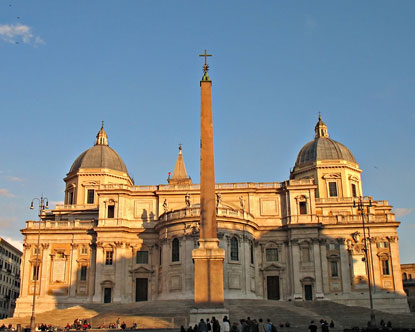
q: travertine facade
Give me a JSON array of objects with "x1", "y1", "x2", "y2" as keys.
[
  {"x1": 0, "y1": 238, "x2": 22, "y2": 318},
  {"x1": 401, "y1": 264, "x2": 415, "y2": 311},
  {"x1": 14, "y1": 115, "x2": 408, "y2": 316}
]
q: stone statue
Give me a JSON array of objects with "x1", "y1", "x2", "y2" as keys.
[
  {"x1": 185, "y1": 192, "x2": 191, "y2": 208},
  {"x1": 216, "y1": 192, "x2": 222, "y2": 207},
  {"x1": 163, "y1": 199, "x2": 168, "y2": 213},
  {"x1": 239, "y1": 196, "x2": 245, "y2": 211}
]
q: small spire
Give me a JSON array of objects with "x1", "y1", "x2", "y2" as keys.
[
  {"x1": 168, "y1": 145, "x2": 192, "y2": 185},
  {"x1": 315, "y1": 113, "x2": 329, "y2": 138},
  {"x1": 95, "y1": 122, "x2": 109, "y2": 145}
]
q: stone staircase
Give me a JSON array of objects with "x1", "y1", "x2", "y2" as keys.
[
  {"x1": 294, "y1": 300, "x2": 415, "y2": 329},
  {"x1": 1, "y1": 300, "x2": 414, "y2": 331}
]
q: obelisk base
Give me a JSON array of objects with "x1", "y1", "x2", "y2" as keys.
[
  {"x1": 190, "y1": 239, "x2": 228, "y2": 325},
  {"x1": 192, "y1": 239, "x2": 226, "y2": 301}
]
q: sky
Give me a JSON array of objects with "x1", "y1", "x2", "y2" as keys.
[{"x1": 0, "y1": 1, "x2": 414, "y2": 263}]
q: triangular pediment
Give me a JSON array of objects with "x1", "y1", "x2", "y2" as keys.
[
  {"x1": 261, "y1": 263, "x2": 284, "y2": 271},
  {"x1": 130, "y1": 266, "x2": 153, "y2": 274}
]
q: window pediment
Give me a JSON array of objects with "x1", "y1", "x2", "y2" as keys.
[
  {"x1": 322, "y1": 173, "x2": 341, "y2": 179},
  {"x1": 261, "y1": 263, "x2": 284, "y2": 271},
  {"x1": 130, "y1": 266, "x2": 153, "y2": 274}
]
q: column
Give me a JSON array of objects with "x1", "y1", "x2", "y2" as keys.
[
  {"x1": 313, "y1": 239, "x2": 324, "y2": 299},
  {"x1": 291, "y1": 241, "x2": 302, "y2": 299}
]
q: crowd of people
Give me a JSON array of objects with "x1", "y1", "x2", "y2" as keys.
[
  {"x1": 0, "y1": 315, "x2": 397, "y2": 331},
  {"x1": 181, "y1": 316, "x2": 295, "y2": 332}
]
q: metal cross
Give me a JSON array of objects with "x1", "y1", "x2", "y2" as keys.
[
  {"x1": 199, "y1": 50, "x2": 212, "y2": 66},
  {"x1": 199, "y1": 50, "x2": 212, "y2": 73}
]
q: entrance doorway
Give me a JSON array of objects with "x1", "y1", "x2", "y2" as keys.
[
  {"x1": 104, "y1": 288, "x2": 112, "y2": 303},
  {"x1": 267, "y1": 276, "x2": 280, "y2": 300},
  {"x1": 136, "y1": 278, "x2": 148, "y2": 301},
  {"x1": 304, "y1": 284, "x2": 313, "y2": 301}
]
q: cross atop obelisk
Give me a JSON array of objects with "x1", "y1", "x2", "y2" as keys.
[{"x1": 199, "y1": 49, "x2": 212, "y2": 73}]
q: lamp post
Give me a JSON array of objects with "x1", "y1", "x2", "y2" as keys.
[
  {"x1": 29, "y1": 195, "x2": 48, "y2": 332},
  {"x1": 354, "y1": 196, "x2": 376, "y2": 327}
]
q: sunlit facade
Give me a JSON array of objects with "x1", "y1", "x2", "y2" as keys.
[{"x1": 14, "y1": 117, "x2": 408, "y2": 317}]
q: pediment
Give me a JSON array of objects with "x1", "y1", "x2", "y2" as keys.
[
  {"x1": 130, "y1": 266, "x2": 153, "y2": 274},
  {"x1": 261, "y1": 263, "x2": 285, "y2": 271}
]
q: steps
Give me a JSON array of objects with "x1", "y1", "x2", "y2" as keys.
[{"x1": 1, "y1": 300, "x2": 414, "y2": 331}]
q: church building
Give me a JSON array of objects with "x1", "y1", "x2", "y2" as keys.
[{"x1": 14, "y1": 102, "x2": 408, "y2": 316}]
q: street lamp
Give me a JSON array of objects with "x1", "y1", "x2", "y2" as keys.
[
  {"x1": 354, "y1": 196, "x2": 376, "y2": 327},
  {"x1": 29, "y1": 195, "x2": 48, "y2": 332}
]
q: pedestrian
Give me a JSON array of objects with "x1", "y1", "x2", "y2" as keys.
[
  {"x1": 308, "y1": 321, "x2": 317, "y2": 332},
  {"x1": 212, "y1": 317, "x2": 221, "y2": 332},
  {"x1": 230, "y1": 322, "x2": 239, "y2": 332},
  {"x1": 222, "y1": 316, "x2": 230, "y2": 332},
  {"x1": 199, "y1": 319, "x2": 208, "y2": 332},
  {"x1": 251, "y1": 320, "x2": 259, "y2": 332},
  {"x1": 321, "y1": 321, "x2": 329, "y2": 332},
  {"x1": 265, "y1": 319, "x2": 276, "y2": 332},
  {"x1": 207, "y1": 319, "x2": 212, "y2": 332},
  {"x1": 258, "y1": 319, "x2": 266, "y2": 332},
  {"x1": 240, "y1": 320, "x2": 249, "y2": 332}
]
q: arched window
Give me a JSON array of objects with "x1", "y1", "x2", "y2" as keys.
[
  {"x1": 172, "y1": 238, "x2": 180, "y2": 262},
  {"x1": 230, "y1": 237, "x2": 238, "y2": 261},
  {"x1": 403, "y1": 272, "x2": 408, "y2": 281}
]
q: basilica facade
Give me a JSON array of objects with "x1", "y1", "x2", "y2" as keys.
[{"x1": 15, "y1": 116, "x2": 408, "y2": 316}]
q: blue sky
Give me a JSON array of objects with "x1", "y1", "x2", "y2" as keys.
[{"x1": 0, "y1": 1, "x2": 414, "y2": 263}]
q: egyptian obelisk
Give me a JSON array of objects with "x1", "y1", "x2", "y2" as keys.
[{"x1": 192, "y1": 51, "x2": 226, "y2": 308}]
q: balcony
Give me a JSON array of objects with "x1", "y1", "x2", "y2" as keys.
[
  {"x1": 26, "y1": 219, "x2": 98, "y2": 229},
  {"x1": 158, "y1": 206, "x2": 254, "y2": 223},
  {"x1": 99, "y1": 182, "x2": 283, "y2": 192}
]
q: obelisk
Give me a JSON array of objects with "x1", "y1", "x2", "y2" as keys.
[{"x1": 192, "y1": 51, "x2": 226, "y2": 308}]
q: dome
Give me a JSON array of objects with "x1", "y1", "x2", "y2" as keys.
[
  {"x1": 68, "y1": 125, "x2": 129, "y2": 174},
  {"x1": 294, "y1": 116, "x2": 356, "y2": 168}
]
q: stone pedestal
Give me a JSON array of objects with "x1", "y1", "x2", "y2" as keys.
[{"x1": 192, "y1": 239, "x2": 225, "y2": 306}]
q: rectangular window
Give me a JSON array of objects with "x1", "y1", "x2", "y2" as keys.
[
  {"x1": 80, "y1": 266, "x2": 87, "y2": 281},
  {"x1": 108, "y1": 205, "x2": 115, "y2": 218},
  {"x1": 330, "y1": 261, "x2": 339, "y2": 277},
  {"x1": 299, "y1": 201, "x2": 307, "y2": 215},
  {"x1": 266, "y1": 248, "x2": 278, "y2": 262},
  {"x1": 105, "y1": 251, "x2": 113, "y2": 265},
  {"x1": 382, "y1": 259, "x2": 390, "y2": 275},
  {"x1": 81, "y1": 247, "x2": 88, "y2": 255},
  {"x1": 351, "y1": 183, "x2": 357, "y2": 197},
  {"x1": 32, "y1": 265, "x2": 39, "y2": 281},
  {"x1": 69, "y1": 192, "x2": 74, "y2": 205},
  {"x1": 87, "y1": 189, "x2": 95, "y2": 204},
  {"x1": 136, "y1": 251, "x2": 148, "y2": 264},
  {"x1": 33, "y1": 247, "x2": 40, "y2": 255},
  {"x1": 329, "y1": 182, "x2": 338, "y2": 197}
]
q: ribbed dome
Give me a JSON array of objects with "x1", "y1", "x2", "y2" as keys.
[
  {"x1": 68, "y1": 125, "x2": 129, "y2": 174},
  {"x1": 295, "y1": 137, "x2": 356, "y2": 167},
  {"x1": 294, "y1": 115, "x2": 356, "y2": 168},
  {"x1": 69, "y1": 145, "x2": 128, "y2": 173}
]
